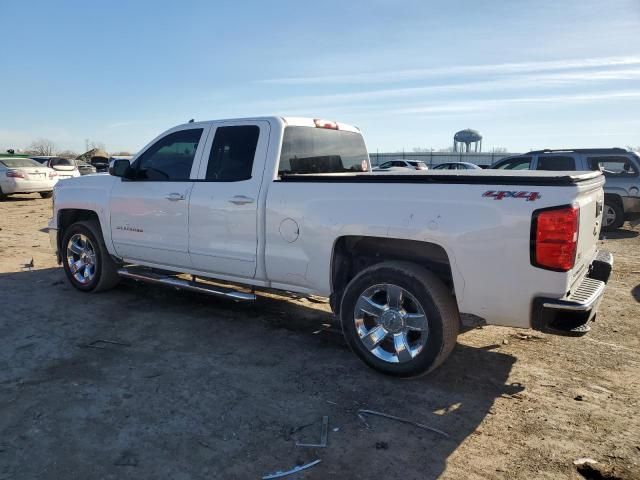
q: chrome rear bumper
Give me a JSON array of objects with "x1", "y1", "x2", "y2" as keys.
[{"x1": 532, "y1": 250, "x2": 613, "y2": 336}]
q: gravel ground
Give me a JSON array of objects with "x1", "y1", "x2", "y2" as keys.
[{"x1": 0, "y1": 194, "x2": 638, "y2": 480}]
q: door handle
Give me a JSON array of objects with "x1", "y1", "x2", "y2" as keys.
[
  {"x1": 166, "y1": 192, "x2": 186, "y2": 201},
  {"x1": 228, "y1": 195, "x2": 254, "y2": 205}
]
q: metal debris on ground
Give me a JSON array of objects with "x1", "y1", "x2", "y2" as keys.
[
  {"x1": 21, "y1": 258, "x2": 34, "y2": 271},
  {"x1": 510, "y1": 333, "x2": 544, "y2": 341},
  {"x1": 262, "y1": 459, "x2": 321, "y2": 479},
  {"x1": 296, "y1": 416, "x2": 329, "y2": 448},
  {"x1": 357, "y1": 409, "x2": 449, "y2": 438},
  {"x1": 83, "y1": 339, "x2": 131, "y2": 349}
]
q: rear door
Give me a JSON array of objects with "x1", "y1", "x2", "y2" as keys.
[
  {"x1": 188, "y1": 120, "x2": 270, "y2": 278},
  {"x1": 110, "y1": 126, "x2": 209, "y2": 268}
]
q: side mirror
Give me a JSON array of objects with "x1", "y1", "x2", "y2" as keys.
[{"x1": 109, "y1": 159, "x2": 133, "y2": 178}]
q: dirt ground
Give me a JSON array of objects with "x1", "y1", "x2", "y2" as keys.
[{"x1": 0, "y1": 194, "x2": 639, "y2": 480}]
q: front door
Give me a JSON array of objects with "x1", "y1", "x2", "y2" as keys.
[
  {"x1": 188, "y1": 121, "x2": 270, "y2": 278},
  {"x1": 110, "y1": 126, "x2": 209, "y2": 268}
]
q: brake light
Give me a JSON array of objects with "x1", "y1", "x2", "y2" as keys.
[
  {"x1": 531, "y1": 205, "x2": 579, "y2": 271},
  {"x1": 6, "y1": 169, "x2": 26, "y2": 179},
  {"x1": 49, "y1": 171, "x2": 58, "y2": 179},
  {"x1": 314, "y1": 118, "x2": 339, "y2": 130}
]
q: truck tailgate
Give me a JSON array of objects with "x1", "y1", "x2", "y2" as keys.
[{"x1": 569, "y1": 177, "x2": 605, "y2": 290}]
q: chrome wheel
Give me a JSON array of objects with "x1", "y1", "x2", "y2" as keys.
[
  {"x1": 603, "y1": 205, "x2": 616, "y2": 227},
  {"x1": 354, "y1": 283, "x2": 429, "y2": 364},
  {"x1": 66, "y1": 233, "x2": 97, "y2": 284}
]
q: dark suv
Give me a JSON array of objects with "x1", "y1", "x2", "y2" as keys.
[{"x1": 492, "y1": 148, "x2": 640, "y2": 230}]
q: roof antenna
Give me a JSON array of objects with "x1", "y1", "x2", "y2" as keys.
[{"x1": 188, "y1": 118, "x2": 194, "y2": 123}]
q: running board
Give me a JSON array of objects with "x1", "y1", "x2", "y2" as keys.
[{"x1": 117, "y1": 267, "x2": 256, "y2": 301}]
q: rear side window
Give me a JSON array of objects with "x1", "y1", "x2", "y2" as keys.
[
  {"x1": 50, "y1": 158, "x2": 73, "y2": 167},
  {"x1": 495, "y1": 157, "x2": 531, "y2": 170},
  {"x1": 134, "y1": 128, "x2": 203, "y2": 181},
  {"x1": 279, "y1": 127, "x2": 368, "y2": 175},
  {"x1": 588, "y1": 156, "x2": 638, "y2": 176},
  {"x1": 536, "y1": 155, "x2": 575, "y2": 171},
  {"x1": 206, "y1": 126, "x2": 259, "y2": 181},
  {"x1": 0, "y1": 158, "x2": 42, "y2": 168}
]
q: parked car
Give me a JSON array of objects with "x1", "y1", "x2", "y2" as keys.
[
  {"x1": 73, "y1": 160, "x2": 97, "y2": 175},
  {"x1": 491, "y1": 148, "x2": 640, "y2": 230},
  {"x1": 433, "y1": 162, "x2": 482, "y2": 170},
  {"x1": 39, "y1": 157, "x2": 81, "y2": 180},
  {"x1": 49, "y1": 116, "x2": 611, "y2": 377},
  {"x1": 30, "y1": 156, "x2": 55, "y2": 165},
  {"x1": 373, "y1": 159, "x2": 428, "y2": 172},
  {"x1": 0, "y1": 157, "x2": 58, "y2": 199}
]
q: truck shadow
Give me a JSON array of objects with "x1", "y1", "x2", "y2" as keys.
[
  {"x1": 601, "y1": 228, "x2": 639, "y2": 239},
  {"x1": 0, "y1": 267, "x2": 518, "y2": 480}
]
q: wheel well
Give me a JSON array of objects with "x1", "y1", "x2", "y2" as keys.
[
  {"x1": 56, "y1": 209, "x2": 100, "y2": 254},
  {"x1": 604, "y1": 193, "x2": 623, "y2": 208},
  {"x1": 330, "y1": 236, "x2": 454, "y2": 313}
]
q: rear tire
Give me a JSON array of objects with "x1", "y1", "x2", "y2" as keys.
[
  {"x1": 602, "y1": 199, "x2": 624, "y2": 231},
  {"x1": 61, "y1": 220, "x2": 120, "y2": 292},
  {"x1": 0, "y1": 187, "x2": 7, "y2": 201},
  {"x1": 39, "y1": 191, "x2": 53, "y2": 199},
  {"x1": 340, "y1": 261, "x2": 459, "y2": 377}
]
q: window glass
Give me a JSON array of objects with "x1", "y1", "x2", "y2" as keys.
[
  {"x1": 495, "y1": 157, "x2": 531, "y2": 170},
  {"x1": 205, "y1": 126, "x2": 259, "y2": 181},
  {"x1": 0, "y1": 158, "x2": 42, "y2": 168},
  {"x1": 133, "y1": 128, "x2": 203, "y2": 181},
  {"x1": 279, "y1": 127, "x2": 368, "y2": 174},
  {"x1": 536, "y1": 155, "x2": 575, "y2": 170},
  {"x1": 379, "y1": 161, "x2": 392, "y2": 169},
  {"x1": 392, "y1": 161, "x2": 406, "y2": 167},
  {"x1": 588, "y1": 156, "x2": 638, "y2": 176},
  {"x1": 50, "y1": 157, "x2": 73, "y2": 167}
]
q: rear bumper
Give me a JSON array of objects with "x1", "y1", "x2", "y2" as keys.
[
  {"x1": 1, "y1": 178, "x2": 57, "y2": 194},
  {"x1": 531, "y1": 250, "x2": 613, "y2": 336}
]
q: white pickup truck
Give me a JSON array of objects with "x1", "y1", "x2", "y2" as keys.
[{"x1": 48, "y1": 117, "x2": 613, "y2": 377}]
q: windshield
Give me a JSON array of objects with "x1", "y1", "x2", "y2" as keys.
[
  {"x1": 0, "y1": 158, "x2": 43, "y2": 168},
  {"x1": 50, "y1": 157, "x2": 74, "y2": 167},
  {"x1": 278, "y1": 127, "x2": 369, "y2": 175}
]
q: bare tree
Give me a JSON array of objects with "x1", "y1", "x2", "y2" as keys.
[
  {"x1": 111, "y1": 151, "x2": 133, "y2": 156},
  {"x1": 57, "y1": 149, "x2": 79, "y2": 159},
  {"x1": 28, "y1": 138, "x2": 56, "y2": 156},
  {"x1": 88, "y1": 141, "x2": 106, "y2": 151},
  {"x1": 411, "y1": 147, "x2": 435, "y2": 152},
  {"x1": 491, "y1": 147, "x2": 508, "y2": 153}
]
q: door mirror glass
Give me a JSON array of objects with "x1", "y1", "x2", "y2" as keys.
[{"x1": 109, "y1": 159, "x2": 132, "y2": 178}]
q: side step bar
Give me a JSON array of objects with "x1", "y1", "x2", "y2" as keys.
[{"x1": 117, "y1": 267, "x2": 256, "y2": 301}]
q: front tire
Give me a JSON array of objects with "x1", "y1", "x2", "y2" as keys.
[
  {"x1": 340, "y1": 261, "x2": 459, "y2": 377},
  {"x1": 39, "y1": 191, "x2": 53, "y2": 199},
  {"x1": 61, "y1": 220, "x2": 120, "y2": 292},
  {"x1": 602, "y1": 199, "x2": 624, "y2": 231}
]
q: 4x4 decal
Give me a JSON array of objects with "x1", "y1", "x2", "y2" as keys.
[{"x1": 483, "y1": 190, "x2": 541, "y2": 201}]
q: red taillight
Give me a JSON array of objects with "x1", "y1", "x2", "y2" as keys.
[
  {"x1": 531, "y1": 205, "x2": 579, "y2": 271},
  {"x1": 6, "y1": 169, "x2": 26, "y2": 179},
  {"x1": 313, "y1": 118, "x2": 339, "y2": 130}
]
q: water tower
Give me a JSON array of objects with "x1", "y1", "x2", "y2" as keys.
[{"x1": 453, "y1": 129, "x2": 482, "y2": 153}]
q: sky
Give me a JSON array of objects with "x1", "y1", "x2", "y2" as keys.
[{"x1": 1, "y1": 0, "x2": 639, "y2": 154}]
